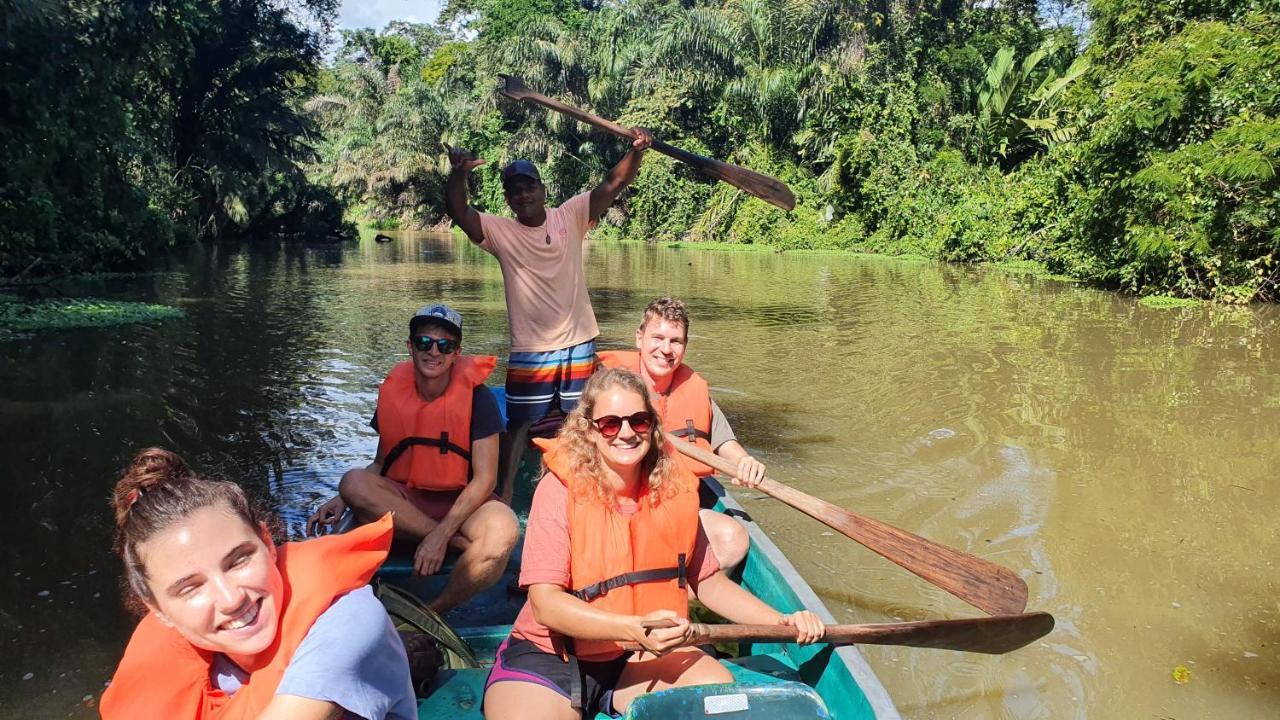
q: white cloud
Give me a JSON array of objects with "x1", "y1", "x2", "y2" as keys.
[{"x1": 337, "y1": 0, "x2": 444, "y2": 30}]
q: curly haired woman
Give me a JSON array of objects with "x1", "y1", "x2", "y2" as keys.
[{"x1": 482, "y1": 368, "x2": 824, "y2": 719}]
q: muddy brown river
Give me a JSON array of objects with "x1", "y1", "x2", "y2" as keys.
[{"x1": 1, "y1": 233, "x2": 1276, "y2": 718}]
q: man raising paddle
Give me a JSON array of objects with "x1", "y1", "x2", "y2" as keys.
[{"x1": 445, "y1": 129, "x2": 653, "y2": 500}]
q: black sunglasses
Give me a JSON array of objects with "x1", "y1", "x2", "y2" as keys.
[
  {"x1": 411, "y1": 336, "x2": 458, "y2": 354},
  {"x1": 591, "y1": 411, "x2": 655, "y2": 439}
]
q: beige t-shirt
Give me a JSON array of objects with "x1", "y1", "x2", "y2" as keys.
[{"x1": 478, "y1": 192, "x2": 599, "y2": 352}]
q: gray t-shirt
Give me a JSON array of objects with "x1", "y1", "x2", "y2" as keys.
[
  {"x1": 211, "y1": 586, "x2": 416, "y2": 719},
  {"x1": 709, "y1": 398, "x2": 737, "y2": 450}
]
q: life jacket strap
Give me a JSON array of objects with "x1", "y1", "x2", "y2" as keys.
[
  {"x1": 382, "y1": 434, "x2": 472, "y2": 476},
  {"x1": 670, "y1": 420, "x2": 711, "y2": 443},
  {"x1": 570, "y1": 553, "x2": 687, "y2": 603}
]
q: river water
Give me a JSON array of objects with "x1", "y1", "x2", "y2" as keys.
[{"x1": 1, "y1": 234, "x2": 1276, "y2": 718}]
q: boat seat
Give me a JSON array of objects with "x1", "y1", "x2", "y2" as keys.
[
  {"x1": 622, "y1": 680, "x2": 831, "y2": 719},
  {"x1": 414, "y1": 656, "x2": 821, "y2": 720}
]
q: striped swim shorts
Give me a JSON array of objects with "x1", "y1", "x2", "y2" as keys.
[{"x1": 503, "y1": 339, "x2": 597, "y2": 426}]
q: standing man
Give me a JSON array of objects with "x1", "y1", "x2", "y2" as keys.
[
  {"x1": 308, "y1": 304, "x2": 519, "y2": 614},
  {"x1": 445, "y1": 129, "x2": 653, "y2": 500},
  {"x1": 597, "y1": 297, "x2": 765, "y2": 571}
]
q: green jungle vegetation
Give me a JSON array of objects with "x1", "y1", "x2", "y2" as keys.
[
  {"x1": 3, "y1": 0, "x2": 1277, "y2": 302},
  {"x1": 0, "y1": 0, "x2": 351, "y2": 280}
]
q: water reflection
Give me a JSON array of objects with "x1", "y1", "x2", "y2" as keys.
[{"x1": 1, "y1": 233, "x2": 1277, "y2": 718}]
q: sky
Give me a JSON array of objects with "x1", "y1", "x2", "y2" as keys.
[
  {"x1": 331, "y1": 0, "x2": 1087, "y2": 41},
  {"x1": 334, "y1": 0, "x2": 1085, "y2": 35},
  {"x1": 336, "y1": 0, "x2": 444, "y2": 31}
]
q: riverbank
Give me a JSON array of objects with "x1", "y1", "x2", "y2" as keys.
[{"x1": 447, "y1": 224, "x2": 1219, "y2": 307}]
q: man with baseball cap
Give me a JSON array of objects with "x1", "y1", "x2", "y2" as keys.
[
  {"x1": 445, "y1": 127, "x2": 653, "y2": 500},
  {"x1": 308, "y1": 303, "x2": 518, "y2": 613}
]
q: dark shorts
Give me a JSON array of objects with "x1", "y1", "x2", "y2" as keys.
[
  {"x1": 697, "y1": 475, "x2": 722, "y2": 510},
  {"x1": 387, "y1": 483, "x2": 500, "y2": 522},
  {"x1": 485, "y1": 636, "x2": 629, "y2": 718},
  {"x1": 504, "y1": 340, "x2": 597, "y2": 426}
]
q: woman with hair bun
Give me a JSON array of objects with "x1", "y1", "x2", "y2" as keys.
[
  {"x1": 482, "y1": 369, "x2": 825, "y2": 720},
  {"x1": 100, "y1": 448, "x2": 416, "y2": 720}
]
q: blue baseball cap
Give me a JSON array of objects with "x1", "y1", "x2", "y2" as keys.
[
  {"x1": 501, "y1": 159, "x2": 542, "y2": 186},
  {"x1": 410, "y1": 303, "x2": 463, "y2": 339}
]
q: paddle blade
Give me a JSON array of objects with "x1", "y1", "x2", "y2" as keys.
[
  {"x1": 652, "y1": 140, "x2": 796, "y2": 211},
  {"x1": 763, "y1": 476, "x2": 1030, "y2": 616},
  {"x1": 840, "y1": 612, "x2": 1055, "y2": 654},
  {"x1": 693, "y1": 612, "x2": 1054, "y2": 655},
  {"x1": 672, "y1": 440, "x2": 1029, "y2": 616}
]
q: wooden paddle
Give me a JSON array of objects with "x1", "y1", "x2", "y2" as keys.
[
  {"x1": 687, "y1": 612, "x2": 1053, "y2": 655},
  {"x1": 497, "y1": 75, "x2": 796, "y2": 211},
  {"x1": 673, "y1": 441, "x2": 1030, "y2": 617}
]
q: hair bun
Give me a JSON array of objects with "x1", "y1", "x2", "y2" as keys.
[{"x1": 112, "y1": 447, "x2": 192, "y2": 525}]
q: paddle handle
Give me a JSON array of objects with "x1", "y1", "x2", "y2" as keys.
[
  {"x1": 674, "y1": 442, "x2": 1029, "y2": 617},
  {"x1": 511, "y1": 84, "x2": 634, "y2": 138},
  {"x1": 689, "y1": 612, "x2": 1053, "y2": 655},
  {"x1": 498, "y1": 79, "x2": 795, "y2": 210}
]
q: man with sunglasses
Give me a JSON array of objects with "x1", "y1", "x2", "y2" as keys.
[
  {"x1": 445, "y1": 131, "x2": 653, "y2": 502},
  {"x1": 308, "y1": 304, "x2": 519, "y2": 613},
  {"x1": 597, "y1": 297, "x2": 764, "y2": 571}
]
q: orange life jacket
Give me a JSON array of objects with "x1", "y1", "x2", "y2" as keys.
[
  {"x1": 596, "y1": 350, "x2": 716, "y2": 476},
  {"x1": 375, "y1": 355, "x2": 497, "y2": 491},
  {"x1": 100, "y1": 515, "x2": 393, "y2": 720},
  {"x1": 532, "y1": 436, "x2": 699, "y2": 658}
]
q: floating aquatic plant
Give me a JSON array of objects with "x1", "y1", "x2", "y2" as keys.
[
  {"x1": 0, "y1": 299, "x2": 184, "y2": 341},
  {"x1": 1138, "y1": 295, "x2": 1202, "y2": 309}
]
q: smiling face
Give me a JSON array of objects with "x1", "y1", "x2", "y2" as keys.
[
  {"x1": 635, "y1": 316, "x2": 688, "y2": 383},
  {"x1": 138, "y1": 504, "x2": 283, "y2": 662},
  {"x1": 503, "y1": 177, "x2": 546, "y2": 223},
  {"x1": 590, "y1": 386, "x2": 654, "y2": 482},
  {"x1": 406, "y1": 323, "x2": 460, "y2": 384}
]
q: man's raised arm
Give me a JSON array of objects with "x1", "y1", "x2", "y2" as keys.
[
  {"x1": 588, "y1": 128, "x2": 653, "y2": 222},
  {"x1": 446, "y1": 147, "x2": 487, "y2": 244}
]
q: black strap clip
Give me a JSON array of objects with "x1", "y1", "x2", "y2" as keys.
[
  {"x1": 381, "y1": 434, "x2": 472, "y2": 476},
  {"x1": 571, "y1": 554, "x2": 688, "y2": 602},
  {"x1": 670, "y1": 420, "x2": 711, "y2": 443}
]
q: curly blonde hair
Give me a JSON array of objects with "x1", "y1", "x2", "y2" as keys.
[{"x1": 552, "y1": 368, "x2": 685, "y2": 506}]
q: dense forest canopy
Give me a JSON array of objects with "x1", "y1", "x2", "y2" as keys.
[
  {"x1": 2, "y1": 0, "x2": 1277, "y2": 301},
  {"x1": 0, "y1": 0, "x2": 349, "y2": 278}
]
